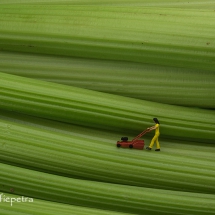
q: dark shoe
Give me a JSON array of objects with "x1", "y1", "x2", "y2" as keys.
[
  {"x1": 155, "y1": 149, "x2": 160, "y2": 151},
  {"x1": 146, "y1": 147, "x2": 151, "y2": 150}
]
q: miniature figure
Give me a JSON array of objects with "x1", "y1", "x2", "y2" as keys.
[{"x1": 146, "y1": 118, "x2": 160, "y2": 151}]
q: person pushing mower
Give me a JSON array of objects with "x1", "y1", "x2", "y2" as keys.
[{"x1": 146, "y1": 118, "x2": 160, "y2": 151}]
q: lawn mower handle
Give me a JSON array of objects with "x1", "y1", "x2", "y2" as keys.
[{"x1": 131, "y1": 128, "x2": 150, "y2": 142}]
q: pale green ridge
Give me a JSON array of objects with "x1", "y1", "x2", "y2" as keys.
[
  {"x1": 0, "y1": 162, "x2": 215, "y2": 215},
  {"x1": 0, "y1": 72, "x2": 215, "y2": 142},
  {"x1": 1, "y1": 52, "x2": 215, "y2": 108}
]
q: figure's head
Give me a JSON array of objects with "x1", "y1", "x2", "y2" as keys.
[{"x1": 153, "y1": 118, "x2": 160, "y2": 124}]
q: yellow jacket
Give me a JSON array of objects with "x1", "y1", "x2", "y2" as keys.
[{"x1": 155, "y1": 124, "x2": 160, "y2": 135}]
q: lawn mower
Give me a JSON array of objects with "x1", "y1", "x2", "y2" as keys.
[{"x1": 116, "y1": 128, "x2": 150, "y2": 150}]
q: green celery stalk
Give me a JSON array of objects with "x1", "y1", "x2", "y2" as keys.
[
  {"x1": 0, "y1": 5, "x2": 214, "y2": 71},
  {"x1": 0, "y1": 162, "x2": 215, "y2": 215},
  {"x1": 1, "y1": 52, "x2": 215, "y2": 108},
  {"x1": 0, "y1": 1, "x2": 215, "y2": 215},
  {"x1": 0, "y1": 72, "x2": 215, "y2": 142},
  {"x1": 0, "y1": 0, "x2": 214, "y2": 9},
  {"x1": 0, "y1": 110, "x2": 215, "y2": 194},
  {"x1": 0, "y1": 3, "x2": 214, "y2": 108}
]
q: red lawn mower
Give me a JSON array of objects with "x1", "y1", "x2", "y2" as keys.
[{"x1": 116, "y1": 128, "x2": 150, "y2": 150}]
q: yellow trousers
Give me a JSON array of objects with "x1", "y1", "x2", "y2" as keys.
[{"x1": 149, "y1": 134, "x2": 160, "y2": 149}]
